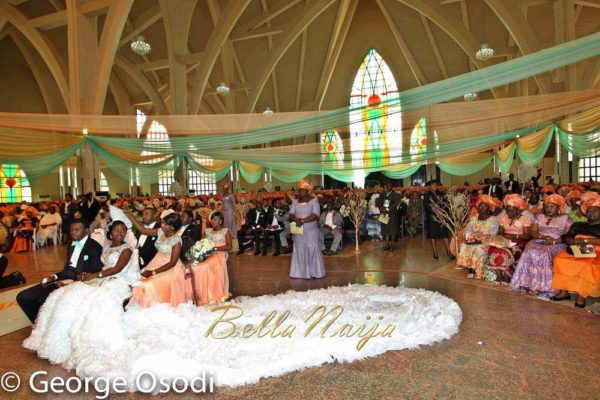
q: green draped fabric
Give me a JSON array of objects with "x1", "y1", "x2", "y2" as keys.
[
  {"x1": 517, "y1": 127, "x2": 554, "y2": 166},
  {"x1": 236, "y1": 162, "x2": 264, "y2": 184},
  {"x1": 4, "y1": 142, "x2": 85, "y2": 180},
  {"x1": 381, "y1": 164, "x2": 423, "y2": 179},
  {"x1": 496, "y1": 145, "x2": 517, "y2": 173},
  {"x1": 270, "y1": 170, "x2": 311, "y2": 183},
  {"x1": 438, "y1": 156, "x2": 494, "y2": 176},
  {"x1": 556, "y1": 126, "x2": 600, "y2": 158},
  {"x1": 186, "y1": 157, "x2": 231, "y2": 182}
]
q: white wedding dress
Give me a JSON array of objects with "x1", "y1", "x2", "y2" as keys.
[{"x1": 23, "y1": 242, "x2": 141, "y2": 369}]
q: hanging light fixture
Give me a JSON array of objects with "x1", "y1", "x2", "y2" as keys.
[
  {"x1": 263, "y1": 107, "x2": 274, "y2": 115},
  {"x1": 463, "y1": 92, "x2": 478, "y2": 101},
  {"x1": 475, "y1": 5, "x2": 494, "y2": 61},
  {"x1": 130, "y1": 36, "x2": 151, "y2": 56},
  {"x1": 476, "y1": 43, "x2": 494, "y2": 61},
  {"x1": 216, "y1": 82, "x2": 230, "y2": 96}
]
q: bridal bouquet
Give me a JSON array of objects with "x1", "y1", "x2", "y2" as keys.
[{"x1": 187, "y1": 238, "x2": 217, "y2": 264}]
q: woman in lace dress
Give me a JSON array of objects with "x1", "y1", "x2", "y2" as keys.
[{"x1": 23, "y1": 221, "x2": 140, "y2": 368}]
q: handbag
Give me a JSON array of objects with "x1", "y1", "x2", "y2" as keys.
[
  {"x1": 378, "y1": 214, "x2": 390, "y2": 225},
  {"x1": 290, "y1": 222, "x2": 304, "y2": 235}
]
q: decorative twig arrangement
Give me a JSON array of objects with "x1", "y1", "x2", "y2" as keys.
[
  {"x1": 343, "y1": 190, "x2": 367, "y2": 251},
  {"x1": 428, "y1": 188, "x2": 470, "y2": 264}
]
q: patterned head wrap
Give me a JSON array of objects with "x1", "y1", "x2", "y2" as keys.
[
  {"x1": 503, "y1": 194, "x2": 526, "y2": 211},
  {"x1": 580, "y1": 192, "x2": 600, "y2": 215},
  {"x1": 565, "y1": 190, "x2": 583, "y2": 204},
  {"x1": 476, "y1": 195, "x2": 497, "y2": 212},
  {"x1": 297, "y1": 179, "x2": 313, "y2": 191},
  {"x1": 543, "y1": 194, "x2": 566, "y2": 213}
]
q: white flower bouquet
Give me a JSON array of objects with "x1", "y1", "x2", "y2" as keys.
[{"x1": 186, "y1": 238, "x2": 217, "y2": 263}]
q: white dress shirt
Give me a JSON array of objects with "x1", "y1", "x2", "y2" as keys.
[
  {"x1": 325, "y1": 211, "x2": 335, "y2": 229},
  {"x1": 69, "y1": 235, "x2": 88, "y2": 269},
  {"x1": 138, "y1": 222, "x2": 156, "y2": 249}
]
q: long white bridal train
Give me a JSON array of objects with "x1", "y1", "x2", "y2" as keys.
[{"x1": 26, "y1": 284, "x2": 462, "y2": 390}]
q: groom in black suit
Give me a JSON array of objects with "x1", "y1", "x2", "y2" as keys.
[
  {"x1": 16, "y1": 219, "x2": 103, "y2": 323},
  {"x1": 136, "y1": 208, "x2": 159, "y2": 269}
]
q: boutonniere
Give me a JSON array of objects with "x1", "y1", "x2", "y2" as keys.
[{"x1": 83, "y1": 255, "x2": 89, "y2": 261}]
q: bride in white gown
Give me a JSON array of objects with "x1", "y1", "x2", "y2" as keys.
[{"x1": 23, "y1": 220, "x2": 140, "y2": 369}]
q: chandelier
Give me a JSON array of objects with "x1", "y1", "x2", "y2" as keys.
[
  {"x1": 130, "y1": 36, "x2": 151, "y2": 56},
  {"x1": 216, "y1": 82, "x2": 230, "y2": 96},
  {"x1": 263, "y1": 107, "x2": 274, "y2": 115},
  {"x1": 475, "y1": 43, "x2": 494, "y2": 61},
  {"x1": 463, "y1": 92, "x2": 478, "y2": 101}
]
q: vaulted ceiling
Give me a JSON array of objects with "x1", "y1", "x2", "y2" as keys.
[{"x1": 0, "y1": 0, "x2": 599, "y2": 117}]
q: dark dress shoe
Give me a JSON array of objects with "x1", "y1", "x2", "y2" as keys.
[
  {"x1": 550, "y1": 294, "x2": 571, "y2": 301},
  {"x1": 575, "y1": 301, "x2": 586, "y2": 308},
  {"x1": 12, "y1": 271, "x2": 26, "y2": 285},
  {"x1": 254, "y1": 250, "x2": 261, "y2": 255},
  {"x1": 273, "y1": 252, "x2": 280, "y2": 256}
]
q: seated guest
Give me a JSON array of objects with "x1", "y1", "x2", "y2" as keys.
[
  {"x1": 135, "y1": 207, "x2": 158, "y2": 269},
  {"x1": 0, "y1": 211, "x2": 12, "y2": 252},
  {"x1": 457, "y1": 195, "x2": 499, "y2": 280},
  {"x1": 566, "y1": 190, "x2": 587, "y2": 223},
  {"x1": 16, "y1": 219, "x2": 103, "y2": 322},
  {"x1": 526, "y1": 191, "x2": 542, "y2": 214},
  {"x1": 319, "y1": 199, "x2": 343, "y2": 255},
  {"x1": 0, "y1": 253, "x2": 26, "y2": 289},
  {"x1": 35, "y1": 206, "x2": 62, "y2": 247},
  {"x1": 185, "y1": 212, "x2": 232, "y2": 305},
  {"x1": 510, "y1": 194, "x2": 572, "y2": 298},
  {"x1": 129, "y1": 211, "x2": 186, "y2": 308},
  {"x1": 275, "y1": 199, "x2": 291, "y2": 254},
  {"x1": 551, "y1": 193, "x2": 600, "y2": 308},
  {"x1": 236, "y1": 198, "x2": 270, "y2": 255},
  {"x1": 487, "y1": 194, "x2": 532, "y2": 284},
  {"x1": 260, "y1": 199, "x2": 282, "y2": 256},
  {"x1": 11, "y1": 211, "x2": 38, "y2": 253},
  {"x1": 366, "y1": 194, "x2": 382, "y2": 241},
  {"x1": 179, "y1": 210, "x2": 202, "y2": 261}
]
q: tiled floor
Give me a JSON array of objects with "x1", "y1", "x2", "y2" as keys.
[{"x1": 1, "y1": 237, "x2": 598, "y2": 399}]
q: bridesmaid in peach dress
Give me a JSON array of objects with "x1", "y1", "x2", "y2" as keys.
[
  {"x1": 186, "y1": 212, "x2": 232, "y2": 305},
  {"x1": 129, "y1": 211, "x2": 186, "y2": 307}
]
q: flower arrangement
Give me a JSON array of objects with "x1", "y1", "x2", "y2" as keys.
[{"x1": 187, "y1": 238, "x2": 217, "y2": 264}]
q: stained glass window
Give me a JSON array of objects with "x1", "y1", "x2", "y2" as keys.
[
  {"x1": 0, "y1": 164, "x2": 32, "y2": 203},
  {"x1": 99, "y1": 171, "x2": 110, "y2": 192},
  {"x1": 320, "y1": 129, "x2": 344, "y2": 166},
  {"x1": 410, "y1": 117, "x2": 427, "y2": 159},
  {"x1": 349, "y1": 48, "x2": 401, "y2": 187}
]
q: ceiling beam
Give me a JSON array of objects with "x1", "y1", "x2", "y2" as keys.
[
  {"x1": 315, "y1": 0, "x2": 358, "y2": 110},
  {"x1": 189, "y1": 0, "x2": 251, "y2": 114},
  {"x1": 484, "y1": 0, "x2": 553, "y2": 94},
  {"x1": 295, "y1": 30, "x2": 307, "y2": 111},
  {"x1": 377, "y1": 0, "x2": 427, "y2": 86},
  {"x1": 232, "y1": 0, "x2": 301, "y2": 35},
  {"x1": 118, "y1": 4, "x2": 161, "y2": 48},
  {"x1": 420, "y1": 13, "x2": 447, "y2": 79},
  {"x1": 28, "y1": 0, "x2": 112, "y2": 30},
  {"x1": 395, "y1": 0, "x2": 504, "y2": 98},
  {"x1": 574, "y1": 0, "x2": 600, "y2": 8},
  {"x1": 230, "y1": 27, "x2": 283, "y2": 42},
  {"x1": 115, "y1": 54, "x2": 168, "y2": 114},
  {"x1": 580, "y1": 57, "x2": 600, "y2": 88},
  {"x1": 160, "y1": 0, "x2": 197, "y2": 114},
  {"x1": 0, "y1": 2, "x2": 70, "y2": 108},
  {"x1": 108, "y1": 72, "x2": 133, "y2": 115},
  {"x1": 261, "y1": 0, "x2": 279, "y2": 113},
  {"x1": 245, "y1": 0, "x2": 337, "y2": 112}
]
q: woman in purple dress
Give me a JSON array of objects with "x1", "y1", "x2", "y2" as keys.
[
  {"x1": 510, "y1": 194, "x2": 572, "y2": 298},
  {"x1": 220, "y1": 183, "x2": 237, "y2": 239},
  {"x1": 288, "y1": 180, "x2": 326, "y2": 279}
]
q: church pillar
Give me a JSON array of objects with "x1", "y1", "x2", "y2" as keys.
[{"x1": 78, "y1": 142, "x2": 98, "y2": 195}]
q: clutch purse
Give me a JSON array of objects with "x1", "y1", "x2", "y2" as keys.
[
  {"x1": 290, "y1": 222, "x2": 304, "y2": 235},
  {"x1": 570, "y1": 244, "x2": 596, "y2": 258},
  {"x1": 378, "y1": 214, "x2": 390, "y2": 225}
]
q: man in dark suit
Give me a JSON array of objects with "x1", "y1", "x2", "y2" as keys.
[
  {"x1": 262, "y1": 199, "x2": 282, "y2": 256},
  {"x1": 136, "y1": 207, "x2": 158, "y2": 269},
  {"x1": 237, "y1": 198, "x2": 271, "y2": 255},
  {"x1": 60, "y1": 193, "x2": 77, "y2": 244},
  {"x1": 179, "y1": 210, "x2": 202, "y2": 261},
  {"x1": 504, "y1": 173, "x2": 520, "y2": 194},
  {"x1": 485, "y1": 177, "x2": 504, "y2": 200},
  {"x1": 16, "y1": 219, "x2": 103, "y2": 323},
  {"x1": 80, "y1": 192, "x2": 101, "y2": 223}
]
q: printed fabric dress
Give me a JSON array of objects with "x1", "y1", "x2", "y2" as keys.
[
  {"x1": 457, "y1": 215, "x2": 499, "y2": 279},
  {"x1": 185, "y1": 227, "x2": 230, "y2": 305},
  {"x1": 487, "y1": 211, "x2": 533, "y2": 276},
  {"x1": 510, "y1": 213, "x2": 572, "y2": 297},
  {"x1": 23, "y1": 242, "x2": 140, "y2": 369},
  {"x1": 221, "y1": 194, "x2": 237, "y2": 238},
  {"x1": 130, "y1": 230, "x2": 186, "y2": 307},
  {"x1": 289, "y1": 197, "x2": 326, "y2": 279}
]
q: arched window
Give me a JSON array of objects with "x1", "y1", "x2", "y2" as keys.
[
  {"x1": 349, "y1": 48, "x2": 401, "y2": 187},
  {"x1": 137, "y1": 109, "x2": 174, "y2": 195},
  {"x1": 99, "y1": 171, "x2": 110, "y2": 192},
  {"x1": 321, "y1": 129, "x2": 344, "y2": 166},
  {"x1": 0, "y1": 164, "x2": 32, "y2": 203}
]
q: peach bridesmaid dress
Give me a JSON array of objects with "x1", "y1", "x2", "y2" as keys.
[
  {"x1": 185, "y1": 227, "x2": 230, "y2": 305},
  {"x1": 131, "y1": 230, "x2": 186, "y2": 307}
]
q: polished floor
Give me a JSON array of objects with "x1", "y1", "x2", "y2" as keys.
[{"x1": 0, "y1": 237, "x2": 598, "y2": 399}]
